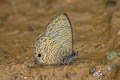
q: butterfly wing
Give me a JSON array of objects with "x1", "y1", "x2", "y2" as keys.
[{"x1": 44, "y1": 13, "x2": 73, "y2": 56}]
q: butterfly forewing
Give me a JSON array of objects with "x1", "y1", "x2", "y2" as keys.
[{"x1": 45, "y1": 14, "x2": 73, "y2": 56}]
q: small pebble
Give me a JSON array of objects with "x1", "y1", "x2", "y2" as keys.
[
  {"x1": 89, "y1": 67, "x2": 96, "y2": 74},
  {"x1": 24, "y1": 76, "x2": 28, "y2": 80},
  {"x1": 25, "y1": 57, "x2": 29, "y2": 60},
  {"x1": 4, "y1": 56, "x2": 9, "y2": 59},
  {"x1": 106, "y1": 1, "x2": 116, "y2": 7},
  {"x1": 39, "y1": 75, "x2": 48, "y2": 80},
  {"x1": 65, "y1": 72, "x2": 72, "y2": 79},
  {"x1": 108, "y1": 64, "x2": 116, "y2": 71},
  {"x1": 107, "y1": 51, "x2": 117, "y2": 60},
  {"x1": 101, "y1": 73, "x2": 105, "y2": 76}
]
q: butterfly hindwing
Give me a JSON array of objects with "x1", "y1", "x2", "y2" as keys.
[{"x1": 45, "y1": 13, "x2": 73, "y2": 56}]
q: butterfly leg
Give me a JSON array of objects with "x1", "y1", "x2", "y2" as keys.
[{"x1": 62, "y1": 51, "x2": 78, "y2": 64}]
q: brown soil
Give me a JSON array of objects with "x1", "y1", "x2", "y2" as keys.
[{"x1": 0, "y1": 0, "x2": 120, "y2": 80}]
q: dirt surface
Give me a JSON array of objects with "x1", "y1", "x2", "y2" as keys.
[{"x1": 0, "y1": 0, "x2": 120, "y2": 80}]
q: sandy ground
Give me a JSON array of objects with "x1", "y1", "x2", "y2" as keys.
[{"x1": 0, "y1": 0, "x2": 120, "y2": 80}]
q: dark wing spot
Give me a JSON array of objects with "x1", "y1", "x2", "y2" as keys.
[{"x1": 38, "y1": 54, "x2": 41, "y2": 57}]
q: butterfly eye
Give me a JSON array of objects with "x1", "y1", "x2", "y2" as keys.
[{"x1": 38, "y1": 54, "x2": 41, "y2": 57}]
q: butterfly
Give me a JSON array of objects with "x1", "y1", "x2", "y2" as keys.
[{"x1": 34, "y1": 13, "x2": 77, "y2": 65}]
